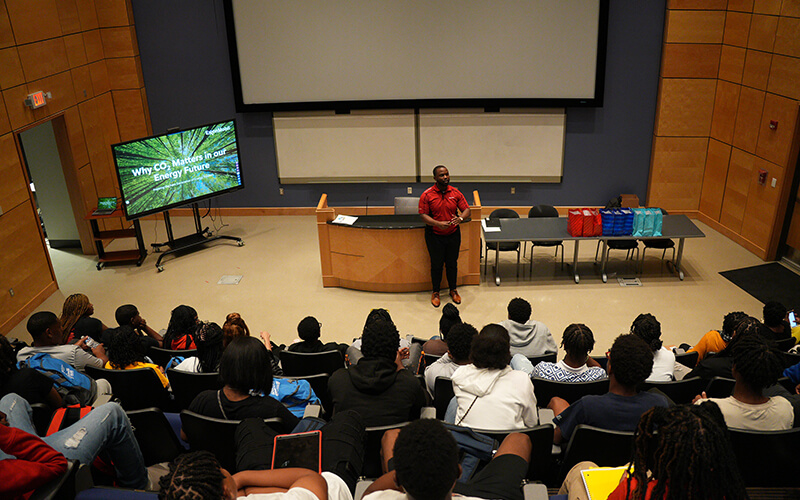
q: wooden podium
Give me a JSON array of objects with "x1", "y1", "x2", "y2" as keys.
[{"x1": 316, "y1": 192, "x2": 482, "y2": 292}]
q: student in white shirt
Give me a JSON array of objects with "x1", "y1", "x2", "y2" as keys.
[{"x1": 630, "y1": 313, "x2": 675, "y2": 382}]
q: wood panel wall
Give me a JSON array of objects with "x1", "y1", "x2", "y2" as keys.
[
  {"x1": 0, "y1": 0, "x2": 151, "y2": 335},
  {"x1": 648, "y1": 0, "x2": 800, "y2": 260}
]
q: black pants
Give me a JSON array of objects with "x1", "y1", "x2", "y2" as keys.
[
  {"x1": 425, "y1": 226, "x2": 461, "y2": 292},
  {"x1": 235, "y1": 410, "x2": 366, "y2": 493}
]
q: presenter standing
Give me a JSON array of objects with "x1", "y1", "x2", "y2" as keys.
[{"x1": 419, "y1": 166, "x2": 471, "y2": 308}]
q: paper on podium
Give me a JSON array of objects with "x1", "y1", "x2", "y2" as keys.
[
  {"x1": 580, "y1": 466, "x2": 628, "y2": 500},
  {"x1": 332, "y1": 215, "x2": 358, "y2": 225}
]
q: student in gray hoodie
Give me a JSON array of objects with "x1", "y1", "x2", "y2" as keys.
[{"x1": 498, "y1": 298, "x2": 557, "y2": 359}]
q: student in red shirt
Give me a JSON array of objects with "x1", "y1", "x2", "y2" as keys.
[{"x1": 418, "y1": 165, "x2": 470, "y2": 308}]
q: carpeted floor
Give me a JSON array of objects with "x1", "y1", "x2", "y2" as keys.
[{"x1": 720, "y1": 262, "x2": 800, "y2": 308}]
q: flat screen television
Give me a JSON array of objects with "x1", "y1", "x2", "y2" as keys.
[{"x1": 111, "y1": 119, "x2": 243, "y2": 219}]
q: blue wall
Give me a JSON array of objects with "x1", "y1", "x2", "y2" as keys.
[{"x1": 132, "y1": 0, "x2": 665, "y2": 209}]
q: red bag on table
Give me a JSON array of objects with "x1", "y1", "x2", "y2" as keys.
[
  {"x1": 568, "y1": 209, "x2": 584, "y2": 237},
  {"x1": 588, "y1": 209, "x2": 603, "y2": 236}
]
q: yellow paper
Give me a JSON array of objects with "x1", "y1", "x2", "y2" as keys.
[{"x1": 580, "y1": 466, "x2": 628, "y2": 500}]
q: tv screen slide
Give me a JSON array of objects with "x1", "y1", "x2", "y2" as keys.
[{"x1": 112, "y1": 119, "x2": 243, "y2": 219}]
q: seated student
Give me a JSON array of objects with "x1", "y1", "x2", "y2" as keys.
[
  {"x1": 364, "y1": 419, "x2": 532, "y2": 500},
  {"x1": 188, "y1": 336, "x2": 298, "y2": 434},
  {"x1": 0, "y1": 410, "x2": 67, "y2": 499},
  {"x1": 222, "y1": 312, "x2": 249, "y2": 348},
  {"x1": 498, "y1": 297, "x2": 557, "y2": 358},
  {"x1": 329, "y1": 319, "x2": 427, "y2": 427},
  {"x1": 162, "y1": 305, "x2": 200, "y2": 350},
  {"x1": 105, "y1": 304, "x2": 163, "y2": 351},
  {"x1": 688, "y1": 311, "x2": 748, "y2": 361},
  {"x1": 287, "y1": 316, "x2": 347, "y2": 355},
  {"x1": 348, "y1": 308, "x2": 421, "y2": 373},
  {"x1": 694, "y1": 330, "x2": 793, "y2": 430},
  {"x1": 630, "y1": 313, "x2": 674, "y2": 382},
  {"x1": 685, "y1": 317, "x2": 761, "y2": 383},
  {"x1": 560, "y1": 403, "x2": 747, "y2": 500},
  {"x1": 531, "y1": 324, "x2": 607, "y2": 382},
  {"x1": 0, "y1": 393, "x2": 150, "y2": 490},
  {"x1": 422, "y1": 303, "x2": 462, "y2": 356},
  {"x1": 548, "y1": 334, "x2": 669, "y2": 445},
  {"x1": 105, "y1": 328, "x2": 170, "y2": 389},
  {"x1": 0, "y1": 336, "x2": 62, "y2": 410},
  {"x1": 424, "y1": 322, "x2": 478, "y2": 394},
  {"x1": 763, "y1": 300, "x2": 793, "y2": 342},
  {"x1": 450, "y1": 324, "x2": 538, "y2": 430},
  {"x1": 173, "y1": 321, "x2": 225, "y2": 373},
  {"x1": 60, "y1": 293, "x2": 108, "y2": 344},
  {"x1": 17, "y1": 311, "x2": 108, "y2": 371}
]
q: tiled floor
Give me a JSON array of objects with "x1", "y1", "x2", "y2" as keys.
[{"x1": 7, "y1": 215, "x2": 778, "y2": 354}]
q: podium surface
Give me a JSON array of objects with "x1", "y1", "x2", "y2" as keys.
[{"x1": 316, "y1": 194, "x2": 482, "y2": 292}]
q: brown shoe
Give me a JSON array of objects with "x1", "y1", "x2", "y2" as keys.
[
  {"x1": 431, "y1": 292, "x2": 441, "y2": 307},
  {"x1": 449, "y1": 289, "x2": 461, "y2": 304}
]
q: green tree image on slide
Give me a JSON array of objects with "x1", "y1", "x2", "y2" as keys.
[{"x1": 114, "y1": 121, "x2": 241, "y2": 217}]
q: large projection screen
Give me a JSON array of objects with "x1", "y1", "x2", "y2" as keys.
[{"x1": 227, "y1": 0, "x2": 605, "y2": 111}]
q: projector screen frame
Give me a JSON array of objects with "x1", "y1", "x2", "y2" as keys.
[
  {"x1": 111, "y1": 118, "x2": 245, "y2": 221},
  {"x1": 223, "y1": 0, "x2": 609, "y2": 113}
]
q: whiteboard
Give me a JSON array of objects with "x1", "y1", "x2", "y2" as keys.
[
  {"x1": 418, "y1": 109, "x2": 565, "y2": 182},
  {"x1": 274, "y1": 110, "x2": 417, "y2": 183}
]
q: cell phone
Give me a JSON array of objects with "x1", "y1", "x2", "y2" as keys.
[
  {"x1": 83, "y1": 336, "x2": 100, "y2": 349},
  {"x1": 789, "y1": 311, "x2": 797, "y2": 329},
  {"x1": 271, "y1": 431, "x2": 322, "y2": 472}
]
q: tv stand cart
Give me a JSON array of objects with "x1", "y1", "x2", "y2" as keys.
[
  {"x1": 86, "y1": 209, "x2": 147, "y2": 270},
  {"x1": 151, "y1": 203, "x2": 244, "y2": 271}
]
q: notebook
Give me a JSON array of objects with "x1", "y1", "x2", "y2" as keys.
[{"x1": 92, "y1": 197, "x2": 118, "y2": 216}]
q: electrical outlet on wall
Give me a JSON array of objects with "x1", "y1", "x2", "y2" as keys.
[
  {"x1": 279, "y1": 187, "x2": 284, "y2": 195},
  {"x1": 407, "y1": 186, "x2": 413, "y2": 194},
  {"x1": 511, "y1": 187, "x2": 515, "y2": 194}
]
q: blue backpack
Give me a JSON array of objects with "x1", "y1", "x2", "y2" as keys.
[
  {"x1": 270, "y1": 378, "x2": 321, "y2": 417},
  {"x1": 18, "y1": 353, "x2": 95, "y2": 405}
]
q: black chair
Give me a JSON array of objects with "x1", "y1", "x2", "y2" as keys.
[
  {"x1": 776, "y1": 337, "x2": 796, "y2": 352},
  {"x1": 532, "y1": 378, "x2": 609, "y2": 408},
  {"x1": 275, "y1": 373, "x2": 332, "y2": 416},
  {"x1": 484, "y1": 209, "x2": 521, "y2": 277},
  {"x1": 147, "y1": 346, "x2": 197, "y2": 368},
  {"x1": 29, "y1": 459, "x2": 78, "y2": 500},
  {"x1": 675, "y1": 350, "x2": 699, "y2": 368},
  {"x1": 126, "y1": 407, "x2": 186, "y2": 466},
  {"x1": 783, "y1": 351, "x2": 800, "y2": 369},
  {"x1": 527, "y1": 205, "x2": 564, "y2": 270},
  {"x1": 423, "y1": 353, "x2": 442, "y2": 370},
  {"x1": 595, "y1": 239, "x2": 639, "y2": 272},
  {"x1": 559, "y1": 425, "x2": 634, "y2": 482},
  {"x1": 30, "y1": 403, "x2": 54, "y2": 436},
  {"x1": 640, "y1": 208, "x2": 675, "y2": 270},
  {"x1": 363, "y1": 422, "x2": 410, "y2": 478},
  {"x1": 180, "y1": 410, "x2": 283, "y2": 473},
  {"x1": 279, "y1": 350, "x2": 344, "y2": 377},
  {"x1": 728, "y1": 427, "x2": 800, "y2": 487},
  {"x1": 640, "y1": 376, "x2": 705, "y2": 405},
  {"x1": 166, "y1": 369, "x2": 222, "y2": 411},
  {"x1": 85, "y1": 366, "x2": 172, "y2": 411},
  {"x1": 434, "y1": 376, "x2": 455, "y2": 420},
  {"x1": 705, "y1": 376, "x2": 736, "y2": 398},
  {"x1": 778, "y1": 376, "x2": 796, "y2": 394},
  {"x1": 470, "y1": 424, "x2": 555, "y2": 484},
  {"x1": 527, "y1": 353, "x2": 557, "y2": 366}
]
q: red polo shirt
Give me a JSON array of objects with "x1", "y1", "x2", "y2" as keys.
[{"x1": 419, "y1": 184, "x2": 469, "y2": 235}]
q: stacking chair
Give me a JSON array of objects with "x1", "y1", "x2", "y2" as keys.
[
  {"x1": 558, "y1": 425, "x2": 634, "y2": 482},
  {"x1": 147, "y1": 346, "x2": 197, "y2": 368},
  {"x1": 527, "y1": 205, "x2": 564, "y2": 271},
  {"x1": 166, "y1": 369, "x2": 222, "y2": 411},
  {"x1": 639, "y1": 376, "x2": 705, "y2": 404},
  {"x1": 674, "y1": 350, "x2": 699, "y2": 368},
  {"x1": 595, "y1": 239, "x2": 639, "y2": 273},
  {"x1": 526, "y1": 353, "x2": 557, "y2": 366},
  {"x1": 483, "y1": 209, "x2": 521, "y2": 277},
  {"x1": 470, "y1": 424, "x2": 555, "y2": 484},
  {"x1": 126, "y1": 407, "x2": 186, "y2": 466},
  {"x1": 704, "y1": 376, "x2": 735, "y2": 398},
  {"x1": 180, "y1": 410, "x2": 283, "y2": 473},
  {"x1": 279, "y1": 349, "x2": 344, "y2": 377},
  {"x1": 640, "y1": 208, "x2": 675, "y2": 270},
  {"x1": 434, "y1": 376, "x2": 455, "y2": 420},
  {"x1": 531, "y1": 378, "x2": 609, "y2": 407},
  {"x1": 85, "y1": 366, "x2": 172, "y2": 411},
  {"x1": 728, "y1": 427, "x2": 800, "y2": 487}
]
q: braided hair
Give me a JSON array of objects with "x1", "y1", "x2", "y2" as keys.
[
  {"x1": 439, "y1": 303, "x2": 462, "y2": 339},
  {"x1": 720, "y1": 311, "x2": 748, "y2": 343},
  {"x1": 561, "y1": 323, "x2": 595, "y2": 358},
  {"x1": 732, "y1": 328, "x2": 784, "y2": 390},
  {"x1": 158, "y1": 451, "x2": 225, "y2": 500},
  {"x1": 163, "y1": 305, "x2": 199, "y2": 350},
  {"x1": 59, "y1": 293, "x2": 91, "y2": 342},
  {"x1": 630, "y1": 313, "x2": 662, "y2": 352},
  {"x1": 717, "y1": 316, "x2": 760, "y2": 358},
  {"x1": 625, "y1": 403, "x2": 747, "y2": 500}
]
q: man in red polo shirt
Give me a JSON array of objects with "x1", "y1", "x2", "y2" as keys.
[{"x1": 419, "y1": 165, "x2": 471, "y2": 308}]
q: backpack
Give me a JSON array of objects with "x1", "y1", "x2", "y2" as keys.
[
  {"x1": 18, "y1": 353, "x2": 95, "y2": 405},
  {"x1": 442, "y1": 422, "x2": 499, "y2": 482},
  {"x1": 165, "y1": 355, "x2": 186, "y2": 370},
  {"x1": 270, "y1": 378, "x2": 321, "y2": 418}
]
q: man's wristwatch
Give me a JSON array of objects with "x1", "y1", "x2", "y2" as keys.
[{"x1": 457, "y1": 216, "x2": 463, "y2": 223}]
